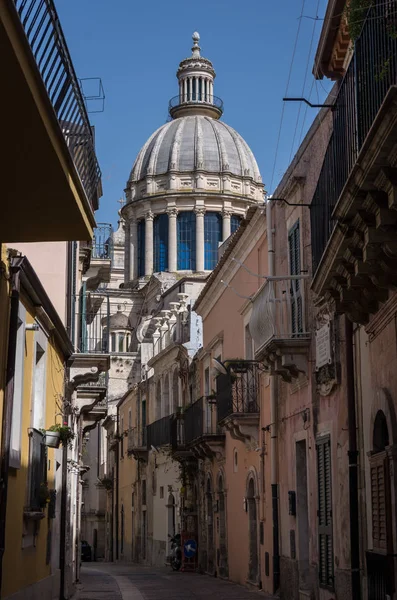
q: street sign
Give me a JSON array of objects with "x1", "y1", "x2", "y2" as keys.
[{"x1": 183, "y1": 539, "x2": 197, "y2": 559}]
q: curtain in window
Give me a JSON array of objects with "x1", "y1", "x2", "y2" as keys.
[
  {"x1": 204, "y1": 212, "x2": 222, "y2": 270},
  {"x1": 154, "y1": 214, "x2": 169, "y2": 272},
  {"x1": 137, "y1": 219, "x2": 145, "y2": 277},
  {"x1": 177, "y1": 212, "x2": 196, "y2": 270}
]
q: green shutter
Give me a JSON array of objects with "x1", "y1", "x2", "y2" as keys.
[{"x1": 317, "y1": 436, "x2": 334, "y2": 589}]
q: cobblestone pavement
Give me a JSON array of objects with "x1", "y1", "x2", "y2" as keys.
[{"x1": 76, "y1": 563, "x2": 276, "y2": 600}]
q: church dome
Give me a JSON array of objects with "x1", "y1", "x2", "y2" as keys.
[{"x1": 130, "y1": 116, "x2": 262, "y2": 184}]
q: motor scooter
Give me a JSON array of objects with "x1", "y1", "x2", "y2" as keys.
[{"x1": 168, "y1": 533, "x2": 182, "y2": 571}]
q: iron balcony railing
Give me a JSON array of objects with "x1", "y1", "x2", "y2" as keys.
[
  {"x1": 184, "y1": 396, "x2": 219, "y2": 445},
  {"x1": 14, "y1": 0, "x2": 101, "y2": 210},
  {"x1": 92, "y1": 223, "x2": 113, "y2": 260},
  {"x1": 127, "y1": 427, "x2": 147, "y2": 452},
  {"x1": 146, "y1": 414, "x2": 177, "y2": 450},
  {"x1": 249, "y1": 276, "x2": 310, "y2": 353},
  {"x1": 311, "y1": 0, "x2": 397, "y2": 272},
  {"x1": 366, "y1": 551, "x2": 393, "y2": 600},
  {"x1": 168, "y1": 94, "x2": 224, "y2": 114},
  {"x1": 216, "y1": 362, "x2": 260, "y2": 423},
  {"x1": 77, "y1": 293, "x2": 110, "y2": 354}
]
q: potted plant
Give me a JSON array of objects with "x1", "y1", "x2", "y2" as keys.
[{"x1": 45, "y1": 424, "x2": 75, "y2": 448}]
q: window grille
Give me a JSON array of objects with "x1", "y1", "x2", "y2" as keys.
[
  {"x1": 204, "y1": 213, "x2": 222, "y2": 270},
  {"x1": 317, "y1": 436, "x2": 334, "y2": 589},
  {"x1": 177, "y1": 212, "x2": 196, "y2": 270},
  {"x1": 154, "y1": 214, "x2": 169, "y2": 272}
]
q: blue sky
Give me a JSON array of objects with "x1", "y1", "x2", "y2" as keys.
[{"x1": 56, "y1": 0, "x2": 333, "y2": 227}]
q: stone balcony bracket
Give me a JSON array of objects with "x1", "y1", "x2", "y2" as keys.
[
  {"x1": 83, "y1": 259, "x2": 112, "y2": 291},
  {"x1": 261, "y1": 339, "x2": 311, "y2": 383},
  {"x1": 221, "y1": 413, "x2": 259, "y2": 446},
  {"x1": 189, "y1": 435, "x2": 225, "y2": 462}
]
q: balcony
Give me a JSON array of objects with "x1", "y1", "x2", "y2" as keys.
[
  {"x1": 146, "y1": 414, "x2": 178, "y2": 450},
  {"x1": 68, "y1": 353, "x2": 109, "y2": 432},
  {"x1": 310, "y1": 1, "x2": 397, "y2": 322},
  {"x1": 83, "y1": 224, "x2": 113, "y2": 290},
  {"x1": 168, "y1": 94, "x2": 223, "y2": 120},
  {"x1": 127, "y1": 427, "x2": 148, "y2": 461},
  {"x1": 249, "y1": 278, "x2": 310, "y2": 381},
  {"x1": 1, "y1": 0, "x2": 101, "y2": 242},
  {"x1": 183, "y1": 397, "x2": 225, "y2": 460},
  {"x1": 216, "y1": 361, "x2": 261, "y2": 445}
]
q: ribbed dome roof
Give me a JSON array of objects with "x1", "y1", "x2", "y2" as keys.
[{"x1": 130, "y1": 116, "x2": 261, "y2": 184}]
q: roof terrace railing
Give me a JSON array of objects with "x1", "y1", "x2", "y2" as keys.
[{"x1": 13, "y1": 0, "x2": 101, "y2": 211}]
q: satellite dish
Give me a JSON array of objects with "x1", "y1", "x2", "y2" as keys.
[{"x1": 211, "y1": 358, "x2": 228, "y2": 376}]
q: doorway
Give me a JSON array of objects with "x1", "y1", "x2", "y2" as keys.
[
  {"x1": 296, "y1": 440, "x2": 310, "y2": 591},
  {"x1": 218, "y1": 475, "x2": 228, "y2": 578},
  {"x1": 247, "y1": 477, "x2": 258, "y2": 583}
]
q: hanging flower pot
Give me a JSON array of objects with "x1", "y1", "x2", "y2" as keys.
[{"x1": 45, "y1": 430, "x2": 61, "y2": 448}]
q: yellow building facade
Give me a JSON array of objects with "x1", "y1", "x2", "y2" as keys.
[{"x1": 2, "y1": 256, "x2": 73, "y2": 600}]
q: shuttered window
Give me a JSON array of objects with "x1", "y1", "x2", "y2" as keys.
[
  {"x1": 370, "y1": 450, "x2": 391, "y2": 552},
  {"x1": 288, "y1": 221, "x2": 303, "y2": 334},
  {"x1": 29, "y1": 429, "x2": 47, "y2": 511},
  {"x1": 317, "y1": 436, "x2": 334, "y2": 589}
]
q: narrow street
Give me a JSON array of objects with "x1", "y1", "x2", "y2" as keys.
[{"x1": 76, "y1": 564, "x2": 274, "y2": 600}]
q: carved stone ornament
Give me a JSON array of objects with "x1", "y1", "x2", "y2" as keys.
[
  {"x1": 194, "y1": 207, "x2": 206, "y2": 216},
  {"x1": 314, "y1": 305, "x2": 338, "y2": 396},
  {"x1": 145, "y1": 211, "x2": 154, "y2": 221}
]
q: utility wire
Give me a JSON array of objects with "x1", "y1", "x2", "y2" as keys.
[
  {"x1": 289, "y1": 0, "x2": 321, "y2": 162},
  {"x1": 269, "y1": 0, "x2": 307, "y2": 193}
]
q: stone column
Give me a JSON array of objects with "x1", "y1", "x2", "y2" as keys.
[
  {"x1": 184, "y1": 78, "x2": 187, "y2": 102},
  {"x1": 205, "y1": 79, "x2": 209, "y2": 102},
  {"x1": 195, "y1": 207, "x2": 206, "y2": 272},
  {"x1": 129, "y1": 218, "x2": 138, "y2": 280},
  {"x1": 167, "y1": 207, "x2": 178, "y2": 273},
  {"x1": 144, "y1": 211, "x2": 154, "y2": 276},
  {"x1": 222, "y1": 210, "x2": 232, "y2": 241},
  {"x1": 188, "y1": 77, "x2": 192, "y2": 101},
  {"x1": 210, "y1": 81, "x2": 213, "y2": 102}
]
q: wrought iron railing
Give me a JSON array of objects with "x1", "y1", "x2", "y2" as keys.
[
  {"x1": 13, "y1": 0, "x2": 101, "y2": 210},
  {"x1": 127, "y1": 426, "x2": 147, "y2": 452},
  {"x1": 92, "y1": 223, "x2": 113, "y2": 260},
  {"x1": 216, "y1": 362, "x2": 260, "y2": 422},
  {"x1": 184, "y1": 396, "x2": 218, "y2": 445},
  {"x1": 168, "y1": 94, "x2": 223, "y2": 114},
  {"x1": 77, "y1": 293, "x2": 110, "y2": 354},
  {"x1": 146, "y1": 414, "x2": 177, "y2": 449},
  {"x1": 249, "y1": 277, "x2": 310, "y2": 352},
  {"x1": 311, "y1": 0, "x2": 397, "y2": 272},
  {"x1": 366, "y1": 551, "x2": 393, "y2": 600}
]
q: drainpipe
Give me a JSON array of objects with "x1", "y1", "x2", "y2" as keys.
[
  {"x1": 0, "y1": 263, "x2": 20, "y2": 596},
  {"x1": 266, "y1": 200, "x2": 280, "y2": 593},
  {"x1": 345, "y1": 317, "x2": 361, "y2": 600},
  {"x1": 115, "y1": 408, "x2": 119, "y2": 561},
  {"x1": 59, "y1": 442, "x2": 67, "y2": 600}
]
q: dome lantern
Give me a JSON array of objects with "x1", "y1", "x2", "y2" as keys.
[{"x1": 169, "y1": 32, "x2": 223, "y2": 120}]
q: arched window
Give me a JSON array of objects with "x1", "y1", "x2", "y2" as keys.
[
  {"x1": 137, "y1": 219, "x2": 145, "y2": 277},
  {"x1": 204, "y1": 213, "x2": 222, "y2": 269},
  {"x1": 156, "y1": 381, "x2": 162, "y2": 420},
  {"x1": 178, "y1": 212, "x2": 196, "y2": 270},
  {"x1": 370, "y1": 411, "x2": 392, "y2": 554},
  {"x1": 154, "y1": 214, "x2": 169, "y2": 272},
  {"x1": 110, "y1": 332, "x2": 116, "y2": 352},
  {"x1": 163, "y1": 374, "x2": 170, "y2": 416},
  {"x1": 172, "y1": 369, "x2": 179, "y2": 412},
  {"x1": 373, "y1": 410, "x2": 389, "y2": 453},
  {"x1": 231, "y1": 215, "x2": 241, "y2": 234}
]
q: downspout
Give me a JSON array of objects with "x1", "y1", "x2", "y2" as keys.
[
  {"x1": 0, "y1": 263, "x2": 20, "y2": 596},
  {"x1": 345, "y1": 317, "x2": 361, "y2": 600},
  {"x1": 267, "y1": 200, "x2": 280, "y2": 593},
  {"x1": 59, "y1": 443, "x2": 68, "y2": 600}
]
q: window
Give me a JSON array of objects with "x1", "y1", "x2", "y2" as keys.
[
  {"x1": 32, "y1": 328, "x2": 48, "y2": 431},
  {"x1": 110, "y1": 332, "x2": 116, "y2": 352},
  {"x1": 160, "y1": 486, "x2": 164, "y2": 499},
  {"x1": 29, "y1": 429, "x2": 47, "y2": 511},
  {"x1": 317, "y1": 436, "x2": 333, "y2": 589},
  {"x1": 178, "y1": 212, "x2": 196, "y2": 270},
  {"x1": 137, "y1": 219, "x2": 145, "y2": 277},
  {"x1": 231, "y1": 215, "x2": 241, "y2": 234},
  {"x1": 120, "y1": 416, "x2": 124, "y2": 458},
  {"x1": 154, "y1": 214, "x2": 169, "y2": 272},
  {"x1": 142, "y1": 479, "x2": 147, "y2": 505},
  {"x1": 128, "y1": 409, "x2": 132, "y2": 430},
  {"x1": 245, "y1": 324, "x2": 254, "y2": 360},
  {"x1": 10, "y1": 303, "x2": 26, "y2": 469},
  {"x1": 204, "y1": 213, "x2": 222, "y2": 269},
  {"x1": 118, "y1": 333, "x2": 125, "y2": 353},
  {"x1": 370, "y1": 411, "x2": 392, "y2": 553},
  {"x1": 288, "y1": 221, "x2": 303, "y2": 334}
]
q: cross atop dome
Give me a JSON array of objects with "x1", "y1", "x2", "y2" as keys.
[{"x1": 169, "y1": 32, "x2": 223, "y2": 120}]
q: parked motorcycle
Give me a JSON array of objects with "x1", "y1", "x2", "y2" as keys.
[{"x1": 168, "y1": 533, "x2": 182, "y2": 571}]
